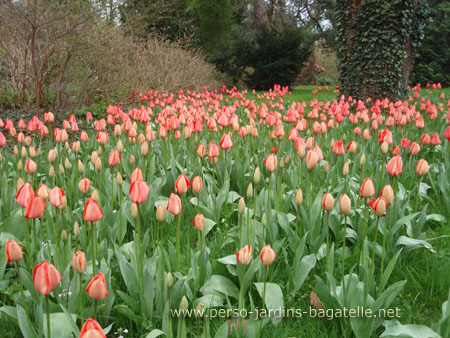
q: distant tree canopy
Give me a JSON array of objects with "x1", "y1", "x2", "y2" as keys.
[{"x1": 412, "y1": 0, "x2": 450, "y2": 87}]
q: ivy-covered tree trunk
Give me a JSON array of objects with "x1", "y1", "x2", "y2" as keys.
[{"x1": 335, "y1": 0, "x2": 427, "y2": 101}]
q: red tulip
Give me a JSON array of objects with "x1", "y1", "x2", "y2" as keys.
[
  {"x1": 430, "y1": 133, "x2": 441, "y2": 145},
  {"x1": 236, "y1": 245, "x2": 252, "y2": 265},
  {"x1": 369, "y1": 197, "x2": 387, "y2": 216},
  {"x1": 5, "y1": 239, "x2": 23, "y2": 263},
  {"x1": 86, "y1": 273, "x2": 108, "y2": 300},
  {"x1": 175, "y1": 174, "x2": 190, "y2": 194},
  {"x1": 385, "y1": 155, "x2": 403, "y2": 176},
  {"x1": 220, "y1": 133, "x2": 233, "y2": 150},
  {"x1": 80, "y1": 318, "x2": 106, "y2": 338},
  {"x1": 360, "y1": 178, "x2": 375, "y2": 198},
  {"x1": 409, "y1": 142, "x2": 421, "y2": 155},
  {"x1": 108, "y1": 149, "x2": 121, "y2": 167},
  {"x1": 79, "y1": 178, "x2": 91, "y2": 194},
  {"x1": 50, "y1": 186, "x2": 65, "y2": 208},
  {"x1": 166, "y1": 193, "x2": 182, "y2": 215},
  {"x1": 332, "y1": 140, "x2": 345, "y2": 155},
  {"x1": 208, "y1": 141, "x2": 220, "y2": 158},
  {"x1": 83, "y1": 198, "x2": 103, "y2": 222},
  {"x1": 192, "y1": 214, "x2": 204, "y2": 231},
  {"x1": 260, "y1": 244, "x2": 276, "y2": 266},
  {"x1": 444, "y1": 126, "x2": 450, "y2": 141},
  {"x1": 130, "y1": 167, "x2": 143, "y2": 183},
  {"x1": 33, "y1": 261, "x2": 62, "y2": 295},
  {"x1": 24, "y1": 194, "x2": 46, "y2": 219},
  {"x1": 197, "y1": 144, "x2": 206, "y2": 158},
  {"x1": 16, "y1": 182, "x2": 34, "y2": 208},
  {"x1": 129, "y1": 180, "x2": 150, "y2": 203},
  {"x1": 420, "y1": 133, "x2": 430, "y2": 145}
]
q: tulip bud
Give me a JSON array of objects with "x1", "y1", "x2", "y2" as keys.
[
  {"x1": 61, "y1": 230, "x2": 68, "y2": 242},
  {"x1": 117, "y1": 172, "x2": 123, "y2": 185},
  {"x1": 360, "y1": 154, "x2": 366, "y2": 166},
  {"x1": 280, "y1": 158, "x2": 285, "y2": 169},
  {"x1": 131, "y1": 203, "x2": 138, "y2": 218},
  {"x1": 49, "y1": 165, "x2": 55, "y2": 177},
  {"x1": 342, "y1": 160, "x2": 349, "y2": 176},
  {"x1": 21, "y1": 146, "x2": 27, "y2": 158},
  {"x1": 141, "y1": 142, "x2": 149, "y2": 156},
  {"x1": 323, "y1": 161, "x2": 330, "y2": 173},
  {"x1": 360, "y1": 177, "x2": 376, "y2": 198},
  {"x1": 322, "y1": 192, "x2": 334, "y2": 211},
  {"x1": 295, "y1": 188, "x2": 303, "y2": 205},
  {"x1": 94, "y1": 157, "x2": 102, "y2": 171},
  {"x1": 166, "y1": 272, "x2": 174, "y2": 288},
  {"x1": 97, "y1": 146, "x2": 103, "y2": 156},
  {"x1": 195, "y1": 302, "x2": 205, "y2": 318},
  {"x1": 58, "y1": 195, "x2": 67, "y2": 210},
  {"x1": 5, "y1": 239, "x2": 23, "y2": 262},
  {"x1": 260, "y1": 244, "x2": 276, "y2": 266},
  {"x1": 370, "y1": 197, "x2": 387, "y2": 216},
  {"x1": 285, "y1": 154, "x2": 290, "y2": 164},
  {"x1": 91, "y1": 189, "x2": 99, "y2": 202},
  {"x1": 48, "y1": 149, "x2": 57, "y2": 162},
  {"x1": 247, "y1": 183, "x2": 253, "y2": 199},
  {"x1": 297, "y1": 145, "x2": 306, "y2": 159},
  {"x1": 65, "y1": 157, "x2": 71, "y2": 169},
  {"x1": 306, "y1": 150, "x2": 319, "y2": 170},
  {"x1": 381, "y1": 142, "x2": 389, "y2": 154},
  {"x1": 238, "y1": 197, "x2": 245, "y2": 214},
  {"x1": 58, "y1": 164, "x2": 64, "y2": 174},
  {"x1": 191, "y1": 176, "x2": 203, "y2": 194},
  {"x1": 17, "y1": 159, "x2": 23, "y2": 171},
  {"x1": 236, "y1": 245, "x2": 252, "y2": 265},
  {"x1": 78, "y1": 160, "x2": 85, "y2": 173},
  {"x1": 156, "y1": 204, "x2": 165, "y2": 222},
  {"x1": 116, "y1": 139, "x2": 124, "y2": 153},
  {"x1": 193, "y1": 214, "x2": 204, "y2": 231},
  {"x1": 91, "y1": 151, "x2": 98, "y2": 164},
  {"x1": 74, "y1": 221, "x2": 80, "y2": 237},
  {"x1": 339, "y1": 194, "x2": 351, "y2": 214},
  {"x1": 254, "y1": 167, "x2": 261, "y2": 184},
  {"x1": 14, "y1": 145, "x2": 19, "y2": 156},
  {"x1": 180, "y1": 296, "x2": 189, "y2": 311},
  {"x1": 17, "y1": 177, "x2": 24, "y2": 191},
  {"x1": 380, "y1": 184, "x2": 394, "y2": 205},
  {"x1": 86, "y1": 273, "x2": 108, "y2": 300}
]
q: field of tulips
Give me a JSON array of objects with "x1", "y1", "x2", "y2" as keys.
[{"x1": 1, "y1": 83, "x2": 450, "y2": 338}]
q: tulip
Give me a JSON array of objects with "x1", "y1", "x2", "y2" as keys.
[
  {"x1": 24, "y1": 194, "x2": 46, "y2": 219},
  {"x1": 16, "y1": 182, "x2": 34, "y2": 208},
  {"x1": 175, "y1": 174, "x2": 190, "y2": 194},
  {"x1": 79, "y1": 178, "x2": 91, "y2": 194},
  {"x1": 236, "y1": 245, "x2": 252, "y2": 265},
  {"x1": 130, "y1": 167, "x2": 143, "y2": 183},
  {"x1": 129, "y1": 180, "x2": 150, "y2": 203},
  {"x1": 339, "y1": 194, "x2": 351, "y2": 214},
  {"x1": 5, "y1": 239, "x2": 23, "y2": 263},
  {"x1": 360, "y1": 178, "x2": 375, "y2": 198},
  {"x1": 108, "y1": 149, "x2": 121, "y2": 167},
  {"x1": 220, "y1": 132, "x2": 233, "y2": 149},
  {"x1": 50, "y1": 186, "x2": 65, "y2": 208},
  {"x1": 166, "y1": 193, "x2": 182, "y2": 215},
  {"x1": 332, "y1": 140, "x2": 345, "y2": 155},
  {"x1": 369, "y1": 196, "x2": 387, "y2": 216},
  {"x1": 416, "y1": 159, "x2": 429, "y2": 176},
  {"x1": 322, "y1": 192, "x2": 334, "y2": 211},
  {"x1": 191, "y1": 176, "x2": 202, "y2": 195},
  {"x1": 83, "y1": 197, "x2": 103, "y2": 222},
  {"x1": 260, "y1": 244, "x2": 276, "y2": 266},
  {"x1": 72, "y1": 251, "x2": 87, "y2": 274},
  {"x1": 385, "y1": 155, "x2": 403, "y2": 177},
  {"x1": 305, "y1": 150, "x2": 319, "y2": 169},
  {"x1": 247, "y1": 183, "x2": 253, "y2": 199},
  {"x1": 197, "y1": 144, "x2": 206, "y2": 158},
  {"x1": 295, "y1": 188, "x2": 303, "y2": 205},
  {"x1": 193, "y1": 214, "x2": 204, "y2": 231},
  {"x1": 33, "y1": 261, "x2": 62, "y2": 296},
  {"x1": 347, "y1": 141, "x2": 357, "y2": 154},
  {"x1": 80, "y1": 318, "x2": 107, "y2": 338},
  {"x1": 254, "y1": 167, "x2": 261, "y2": 184},
  {"x1": 37, "y1": 184, "x2": 49, "y2": 200},
  {"x1": 86, "y1": 272, "x2": 108, "y2": 301},
  {"x1": 263, "y1": 153, "x2": 277, "y2": 173},
  {"x1": 380, "y1": 185, "x2": 394, "y2": 205}
]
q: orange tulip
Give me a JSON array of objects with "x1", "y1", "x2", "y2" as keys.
[
  {"x1": 197, "y1": 144, "x2": 206, "y2": 158},
  {"x1": 416, "y1": 159, "x2": 429, "y2": 176},
  {"x1": 260, "y1": 244, "x2": 276, "y2": 266},
  {"x1": 369, "y1": 197, "x2": 387, "y2": 216},
  {"x1": 236, "y1": 245, "x2": 252, "y2": 265},
  {"x1": 305, "y1": 150, "x2": 319, "y2": 169},
  {"x1": 339, "y1": 194, "x2": 351, "y2": 214},
  {"x1": 191, "y1": 176, "x2": 203, "y2": 194},
  {"x1": 129, "y1": 180, "x2": 150, "y2": 204},
  {"x1": 86, "y1": 272, "x2": 108, "y2": 300},
  {"x1": 380, "y1": 184, "x2": 394, "y2": 205},
  {"x1": 24, "y1": 194, "x2": 46, "y2": 219},
  {"x1": 208, "y1": 141, "x2": 220, "y2": 158},
  {"x1": 220, "y1": 132, "x2": 233, "y2": 150},
  {"x1": 33, "y1": 261, "x2": 62, "y2": 295},
  {"x1": 72, "y1": 251, "x2": 87, "y2": 274},
  {"x1": 80, "y1": 318, "x2": 107, "y2": 338},
  {"x1": 5, "y1": 239, "x2": 23, "y2": 263},
  {"x1": 166, "y1": 193, "x2": 182, "y2": 215},
  {"x1": 332, "y1": 140, "x2": 345, "y2": 155},
  {"x1": 37, "y1": 184, "x2": 49, "y2": 200},
  {"x1": 83, "y1": 198, "x2": 104, "y2": 222},
  {"x1": 322, "y1": 192, "x2": 334, "y2": 211}
]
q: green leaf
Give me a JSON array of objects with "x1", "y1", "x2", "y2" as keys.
[
  {"x1": 43, "y1": 312, "x2": 78, "y2": 338},
  {"x1": 201, "y1": 275, "x2": 239, "y2": 299},
  {"x1": 214, "y1": 321, "x2": 229, "y2": 338},
  {"x1": 379, "y1": 249, "x2": 403, "y2": 292},
  {"x1": 254, "y1": 282, "x2": 284, "y2": 324},
  {"x1": 217, "y1": 255, "x2": 236, "y2": 265},
  {"x1": 293, "y1": 254, "x2": 316, "y2": 291},
  {"x1": 16, "y1": 305, "x2": 36, "y2": 338},
  {"x1": 381, "y1": 320, "x2": 441, "y2": 338},
  {"x1": 396, "y1": 236, "x2": 435, "y2": 253},
  {"x1": 145, "y1": 329, "x2": 166, "y2": 338}
]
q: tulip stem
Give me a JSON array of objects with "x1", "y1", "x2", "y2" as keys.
[
  {"x1": 239, "y1": 213, "x2": 243, "y2": 247},
  {"x1": 262, "y1": 265, "x2": 268, "y2": 310},
  {"x1": 32, "y1": 218, "x2": 37, "y2": 262},
  {"x1": 342, "y1": 215, "x2": 347, "y2": 293},
  {"x1": 176, "y1": 214, "x2": 181, "y2": 271},
  {"x1": 326, "y1": 211, "x2": 330, "y2": 270},
  {"x1": 238, "y1": 265, "x2": 246, "y2": 337},
  {"x1": 246, "y1": 202, "x2": 250, "y2": 246},
  {"x1": 361, "y1": 198, "x2": 369, "y2": 250},
  {"x1": 415, "y1": 177, "x2": 422, "y2": 212},
  {"x1": 168, "y1": 287, "x2": 172, "y2": 338},
  {"x1": 266, "y1": 173, "x2": 272, "y2": 244},
  {"x1": 135, "y1": 205, "x2": 143, "y2": 289},
  {"x1": 371, "y1": 216, "x2": 380, "y2": 277},
  {"x1": 79, "y1": 272, "x2": 83, "y2": 318},
  {"x1": 253, "y1": 184, "x2": 258, "y2": 223},
  {"x1": 45, "y1": 295, "x2": 51, "y2": 338},
  {"x1": 94, "y1": 299, "x2": 98, "y2": 319},
  {"x1": 15, "y1": 262, "x2": 27, "y2": 307},
  {"x1": 381, "y1": 209, "x2": 388, "y2": 276},
  {"x1": 91, "y1": 222, "x2": 96, "y2": 275}
]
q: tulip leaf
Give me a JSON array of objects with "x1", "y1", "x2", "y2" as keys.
[
  {"x1": 254, "y1": 282, "x2": 284, "y2": 324},
  {"x1": 396, "y1": 236, "x2": 435, "y2": 253},
  {"x1": 379, "y1": 248, "x2": 403, "y2": 292},
  {"x1": 203, "y1": 217, "x2": 217, "y2": 236},
  {"x1": 42, "y1": 312, "x2": 78, "y2": 338},
  {"x1": 193, "y1": 294, "x2": 224, "y2": 309},
  {"x1": 201, "y1": 275, "x2": 239, "y2": 299},
  {"x1": 293, "y1": 254, "x2": 316, "y2": 291},
  {"x1": 218, "y1": 255, "x2": 237, "y2": 265},
  {"x1": 145, "y1": 329, "x2": 166, "y2": 338},
  {"x1": 381, "y1": 320, "x2": 440, "y2": 338},
  {"x1": 17, "y1": 305, "x2": 36, "y2": 338},
  {"x1": 214, "y1": 321, "x2": 229, "y2": 338},
  {"x1": 0, "y1": 305, "x2": 18, "y2": 323}
]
